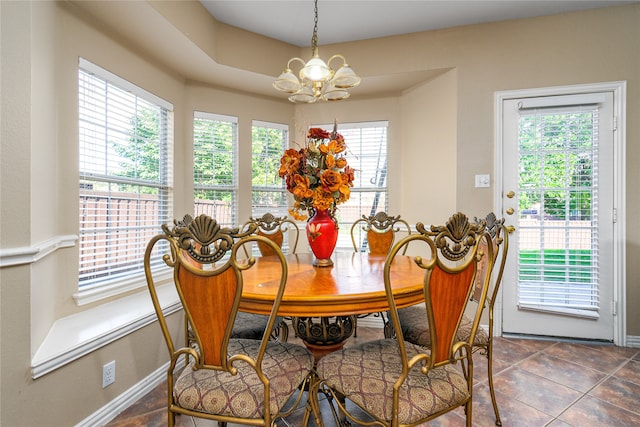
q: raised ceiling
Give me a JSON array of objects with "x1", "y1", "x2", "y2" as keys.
[
  {"x1": 200, "y1": 1, "x2": 635, "y2": 47},
  {"x1": 70, "y1": 1, "x2": 636, "y2": 101}
]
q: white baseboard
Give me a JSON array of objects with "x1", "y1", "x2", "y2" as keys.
[
  {"x1": 626, "y1": 335, "x2": 640, "y2": 348},
  {"x1": 355, "y1": 314, "x2": 385, "y2": 329},
  {"x1": 75, "y1": 362, "x2": 168, "y2": 427}
]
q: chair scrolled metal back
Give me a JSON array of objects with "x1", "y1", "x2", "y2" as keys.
[
  {"x1": 397, "y1": 211, "x2": 508, "y2": 426},
  {"x1": 241, "y1": 212, "x2": 300, "y2": 257},
  {"x1": 144, "y1": 213, "x2": 314, "y2": 427},
  {"x1": 311, "y1": 212, "x2": 490, "y2": 427},
  {"x1": 350, "y1": 211, "x2": 412, "y2": 337},
  {"x1": 350, "y1": 211, "x2": 411, "y2": 255}
]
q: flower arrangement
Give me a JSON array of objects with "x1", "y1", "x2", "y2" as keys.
[{"x1": 279, "y1": 122, "x2": 355, "y2": 221}]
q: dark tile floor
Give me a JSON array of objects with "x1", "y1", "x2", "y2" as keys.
[{"x1": 105, "y1": 326, "x2": 640, "y2": 426}]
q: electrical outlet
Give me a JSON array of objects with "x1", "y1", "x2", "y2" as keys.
[{"x1": 102, "y1": 360, "x2": 116, "y2": 388}]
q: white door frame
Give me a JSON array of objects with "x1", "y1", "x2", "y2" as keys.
[{"x1": 493, "y1": 81, "x2": 627, "y2": 346}]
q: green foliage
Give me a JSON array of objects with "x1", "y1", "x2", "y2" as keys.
[
  {"x1": 193, "y1": 118, "x2": 234, "y2": 193},
  {"x1": 251, "y1": 126, "x2": 286, "y2": 208},
  {"x1": 519, "y1": 249, "x2": 593, "y2": 283},
  {"x1": 110, "y1": 106, "x2": 162, "y2": 193},
  {"x1": 518, "y1": 111, "x2": 594, "y2": 219}
]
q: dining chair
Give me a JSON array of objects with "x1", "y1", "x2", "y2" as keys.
[
  {"x1": 144, "y1": 213, "x2": 314, "y2": 427},
  {"x1": 396, "y1": 212, "x2": 508, "y2": 426},
  {"x1": 241, "y1": 212, "x2": 300, "y2": 257},
  {"x1": 179, "y1": 215, "x2": 288, "y2": 344},
  {"x1": 350, "y1": 211, "x2": 412, "y2": 337},
  {"x1": 311, "y1": 212, "x2": 491, "y2": 427},
  {"x1": 240, "y1": 212, "x2": 301, "y2": 341}
]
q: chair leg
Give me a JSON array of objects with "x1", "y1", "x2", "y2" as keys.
[
  {"x1": 306, "y1": 374, "x2": 325, "y2": 426},
  {"x1": 486, "y1": 341, "x2": 502, "y2": 426},
  {"x1": 272, "y1": 320, "x2": 289, "y2": 342},
  {"x1": 465, "y1": 400, "x2": 473, "y2": 427}
]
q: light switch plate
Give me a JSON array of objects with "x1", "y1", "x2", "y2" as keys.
[{"x1": 475, "y1": 174, "x2": 490, "y2": 188}]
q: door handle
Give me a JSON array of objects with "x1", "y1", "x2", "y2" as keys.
[
  {"x1": 507, "y1": 225, "x2": 516, "y2": 234},
  {"x1": 506, "y1": 207, "x2": 515, "y2": 215},
  {"x1": 506, "y1": 191, "x2": 515, "y2": 198}
]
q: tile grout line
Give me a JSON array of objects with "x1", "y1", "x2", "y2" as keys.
[{"x1": 550, "y1": 345, "x2": 640, "y2": 425}]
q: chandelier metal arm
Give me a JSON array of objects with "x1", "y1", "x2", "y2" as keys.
[
  {"x1": 326, "y1": 54, "x2": 347, "y2": 68},
  {"x1": 287, "y1": 57, "x2": 306, "y2": 69}
]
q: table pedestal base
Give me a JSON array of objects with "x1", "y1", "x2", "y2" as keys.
[
  {"x1": 303, "y1": 341, "x2": 346, "y2": 362},
  {"x1": 292, "y1": 315, "x2": 356, "y2": 362}
]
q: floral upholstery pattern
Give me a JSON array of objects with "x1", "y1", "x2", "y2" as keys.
[
  {"x1": 315, "y1": 339, "x2": 470, "y2": 425},
  {"x1": 174, "y1": 339, "x2": 313, "y2": 419},
  {"x1": 397, "y1": 305, "x2": 489, "y2": 347}
]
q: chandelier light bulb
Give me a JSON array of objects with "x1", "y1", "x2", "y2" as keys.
[{"x1": 301, "y1": 56, "x2": 332, "y2": 82}]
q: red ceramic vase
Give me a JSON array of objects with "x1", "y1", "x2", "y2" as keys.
[{"x1": 306, "y1": 209, "x2": 338, "y2": 267}]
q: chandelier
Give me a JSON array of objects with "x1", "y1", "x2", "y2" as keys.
[{"x1": 273, "y1": 0, "x2": 361, "y2": 103}]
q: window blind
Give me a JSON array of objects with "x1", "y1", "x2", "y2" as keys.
[
  {"x1": 193, "y1": 112, "x2": 238, "y2": 227},
  {"x1": 78, "y1": 59, "x2": 173, "y2": 292},
  {"x1": 316, "y1": 121, "x2": 389, "y2": 251},
  {"x1": 251, "y1": 121, "x2": 289, "y2": 218}
]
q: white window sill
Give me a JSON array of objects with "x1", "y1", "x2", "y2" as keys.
[{"x1": 31, "y1": 283, "x2": 180, "y2": 379}]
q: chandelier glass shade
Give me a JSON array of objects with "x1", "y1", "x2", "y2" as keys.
[{"x1": 273, "y1": 0, "x2": 361, "y2": 103}]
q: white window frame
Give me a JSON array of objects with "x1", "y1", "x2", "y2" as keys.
[{"x1": 75, "y1": 58, "x2": 174, "y2": 305}]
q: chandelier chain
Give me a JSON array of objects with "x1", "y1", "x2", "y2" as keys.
[{"x1": 311, "y1": 0, "x2": 319, "y2": 51}]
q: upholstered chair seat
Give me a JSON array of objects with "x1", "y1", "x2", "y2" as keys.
[
  {"x1": 316, "y1": 339, "x2": 470, "y2": 425},
  {"x1": 174, "y1": 339, "x2": 312, "y2": 418},
  {"x1": 398, "y1": 306, "x2": 490, "y2": 347}
]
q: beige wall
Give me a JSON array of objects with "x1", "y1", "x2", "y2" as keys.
[{"x1": 1, "y1": 1, "x2": 638, "y2": 425}]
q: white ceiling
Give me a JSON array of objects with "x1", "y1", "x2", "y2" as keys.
[{"x1": 200, "y1": 0, "x2": 635, "y2": 47}]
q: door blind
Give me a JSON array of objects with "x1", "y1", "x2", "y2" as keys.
[{"x1": 517, "y1": 105, "x2": 600, "y2": 317}]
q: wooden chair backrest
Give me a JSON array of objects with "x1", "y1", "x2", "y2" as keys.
[
  {"x1": 241, "y1": 213, "x2": 299, "y2": 256},
  {"x1": 386, "y1": 212, "x2": 489, "y2": 367},
  {"x1": 366, "y1": 229, "x2": 395, "y2": 255},
  {"x1": 144, "y1": 213, "x2": 287, "y2": 370},
  {"x1": 257, "y1": 229, "x2": 283, "y2": 256},
  {"x1": 351, "y1": 212, "x2": 411, "y2": 255}
]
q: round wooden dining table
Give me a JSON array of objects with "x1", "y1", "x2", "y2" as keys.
[
  {"x1": 240, "y1": 252, "x2": 426, "y2": 317},
  {"x1": 240, "y1": 251, "x2": 426, "y2": 358}
]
